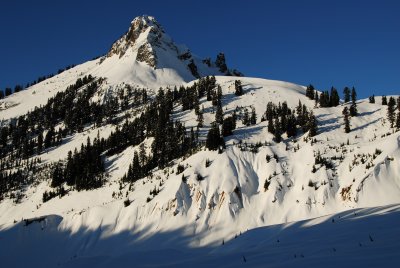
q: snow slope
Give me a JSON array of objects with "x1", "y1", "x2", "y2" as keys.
[
  {"x1": 0, "y1": 15, "x2": 399, "y2": 267},
  {"x1": 1, "y1": 204, "x2": 399, "y2": 267}
]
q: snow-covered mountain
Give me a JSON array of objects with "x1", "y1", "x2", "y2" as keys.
[{"x1": 0, "y1": 15, "x2": 399, "y2": 267}]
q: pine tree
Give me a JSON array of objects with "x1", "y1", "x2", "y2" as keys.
[
  {"x1": 343, "y1": 87, "x2": 351, "y2": 103},
  {"x1": 5, "y1": 87, "x2": 12, "y2": 96},
  {"x1": 387, "y1": 97, "x2": 396, "y2": 128},
  {"x1": 369, "y1": 95, "x2": 375, "y2": 103},
  {"x1": 242, "y1": 108, "x2": 249, "y2": 126},
  {"x1": 349, "y1": 87, "x2": 357, "y2": 116},
  {"x1": 396, "y1": 112, "x2": 400, "y2": 130},
  {"x1": 197, "y1": 109, "x2": 204, "y2": 127},
  {"x1": 206, "y1": 122, "x2": 223, "y2": 150},
  {"x1": 222, "y1": 116, "x2": 235, "y2": 137},
  {"x1": 273, "y1": 118, "x2": 281, "y2": 143},
  {"x1": 44, "y1": 127, "x2": 54, "y2": 149},
  {"x1": 250, "y1": 106, "x2": 257, "y2": 125},
  {"x1": 314, "y1": 91, "x2": 319, "y2": 106},
  {"x1": 306, "y1": 84, "x2": 315, "y2": 100},
  {"x1": 234, "y1": 80, "x2": 243, "y2": 96},
  {"x1": 342, "y1": 107, "x2": 351, "y2": 133},
  {"x1": 215, "y1": 101, "x2": 224, "y2": 124},
  {"x1": 308, "y1": 111, "x2": 318, "y2": 137},
  {"x1": 286, "y1": 114, "x2": 297, "y2": 138},
  {"x1": 382, "y1": 95, "x2": 387, "y2": 105},
  {"x1": 329, "y1": 87, "x2": 340, "y2": 106},
  {"x1": 37, "y1": 132, "x2": 43, "y2": 153}
]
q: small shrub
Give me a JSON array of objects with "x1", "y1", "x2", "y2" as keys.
[{"x1": 123, "y1": 199, "x2": 132, "y2": 207}]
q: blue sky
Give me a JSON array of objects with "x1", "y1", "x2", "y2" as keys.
[{"x1": 1, "y1": 0, "x2": 399, "y2": 98}]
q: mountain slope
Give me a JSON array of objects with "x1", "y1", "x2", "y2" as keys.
[{"x1": 0, "y1": 15, "x2": 399, "y2": 267}]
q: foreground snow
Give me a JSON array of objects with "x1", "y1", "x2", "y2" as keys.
[{"x1": 0, "y1": 204, "x2": 399, "y2": 267}]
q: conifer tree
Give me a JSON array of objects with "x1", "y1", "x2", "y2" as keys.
[
  {"x1": 234, "y1": 80, "x2": 243, "y2": 96},
  {"x1": 242, "y1": 108, "x2": 249, "y2": 126},
  {"x1": 343, "y1": 87, "x2": 351, "y2": 103},
  {"x1": 308, "y1": 111, "x2": 318, "y2": 137},
  {"x1": 37, "y1": 132, "x2": 43, "y2": 153},
  {"x1": 206, "y1": 122, "x2": 223, "y2": 150},
  {"x1": 342, "y1": 107, "x2": 351, "y2": 133},
  {"x1": 273, "y1": 118, "x2": 281, "y2": 143},
  {"x1": 250, "y1": 106, "x2": 257, "y2": 125},
  {"x1": 306, "y1": 84, "x2": 315, "y2": 99},
  {"x1": 329, "y1": 87, "x2": 340, "y2": 106},
  {"x1": 349, "y1": 87, "x2": 357, "y2": 116},
  {"x1": 215, "y1": 101, "x2": 224, "y2": 124},
  {"x1": 314, "y1": 91, "x2": 319, "y2": 106},
  {"x1": 267, "y1": 117, "x2": 275, "y2": 134},
  {"x1": 382, "y1": 95, "x2": 387, "y2": 105},
  {"x1": 369, "y1": 95, "x2": 375, "y2": 103},
  {"x1": 387, "y1": 96, "x2": 396, "y2": 128}
]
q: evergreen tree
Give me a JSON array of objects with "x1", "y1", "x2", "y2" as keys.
[
  {"x1": 396, "y1": 112, "x2": 400, "y2": 130},
  {"x1": 349, "y1": 87, "x2": 357, "y2": 116},
  {"x1": 215, "y1": 101, "x2": 224, "y2": 124},
  {"x1": 242, "y1": 108, "x2": 249, "y2": 126},
  {"x1": 37, "y1": 132, "x2": 43, "y2": 153},
  {"x1": 273, "y1": 118, "x2": 281, "y2": 143},
  {"x1": 250, "y1": 106, "x2": 257, "y2": 125},
  {"x1": 343, "y1": 87, "x2": 351, "y2": 103},
  {"x1": 382, "y1": 95, "x2": 387, "y2": 105},
  {"x1": 329, "y1": 87, "x2": 340, "y2": 106},
  {"x1": 306, "y1": 84, "x2": 315, "y2": 99},
  {"x1": 314, "y1": 91, "x2": 319, "y2": 106},
  {"x1": 234, "y1": 80, "x2": 243, "y2": 96},
  {"x1": 267, "y1": 116, "x2": 275, "y2": 134},
  {"x1": 14, "y1": 85, "x2": 23, "y2": 93},
  {"x1": 369, "y1": 95, "x2": 375, "y2": 103},
  {"x1": 206, "y1": 123, "x2": 223, "y2": 150},
  {"x1": 308, "y1": 111, "x2": 318, "y2": 137},
  {"x1": 44, "y1": 127, "x2": 55, "y2": 149},
  {"x1": 215, "y1": 53, "x2": 227, "y2": 73},
  {"x1": 197, "y1": 108, "x2": 204, "y2": 128},
  {"x1": 286, "y1": 114, "x2": 297, "y2": 138},
  {"x1": 342, "y1": 107, "x2": 351, "y2": 133},
  {"x1": 5, "y1": 87, "x2": 12, "y2": 96},
  {"x1": 0, "y1": 90, "x2": 4, "y2": 99},
  {"x1": 222, "y1": 116, "x2": 235, "y2": 137},
  {"x1": 387, "y1": 97, "x2": 396, "y2": 128},
  {"x1": 51, "y1": 162, "x2": 64, "y2": 188}
]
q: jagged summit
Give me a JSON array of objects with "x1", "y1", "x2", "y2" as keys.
[
  {"x1": 101, "y1": 15, "x2": 241, "y2": 85},
  {"x1": 107, "y1": 15, "x2": 165, "y2": 62}
]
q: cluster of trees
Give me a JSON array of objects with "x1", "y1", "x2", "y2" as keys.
[
  {"x1": 341, "y1": 88, "x2": 358, "y2": 133},
  {"x1": 305, "y1": 85, "x2": 358, "y2": 110},
  {"x1": 122, "y1": 89, "x2": 200, "y2": 182},
  {"x1": 263, "y1": 100, "x2": 317, "y2": 142},
  {"x1": 0, "y1": 157, "x2": 41, "y2": 200},
  {"x1": 0, "y1": 64, "x2": 76, "y2": 99},
  {"x1": 386, "y1": 96, "x2": 400, "y2": 129},
  {"x1": 51, "y1": 136, "x2": 105, "y2": 191}
]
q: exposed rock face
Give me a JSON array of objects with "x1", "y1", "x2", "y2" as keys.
[
  {"x1": 136, "y1": 44, "x2": 157, "y2": 68},
  {"x1": 107, "y1": 15, "x2": 164, "y2": 60}
]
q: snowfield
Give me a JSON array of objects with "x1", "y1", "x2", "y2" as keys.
[{"x1": 0, "y1": 15, "x2": 399, "y2": 267}]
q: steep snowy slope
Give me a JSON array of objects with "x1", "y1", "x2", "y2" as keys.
[{"x1": 0, "y1": 15, "x2": 399, "y2": 268}]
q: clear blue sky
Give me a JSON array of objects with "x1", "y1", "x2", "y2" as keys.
[{"x1": 1, "y1": 0, "x2": 399, "y2": 98}]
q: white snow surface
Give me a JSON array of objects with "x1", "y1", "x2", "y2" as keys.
[{"x1": 0, "y1": 15, "x2": 399, "y2": 267}]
